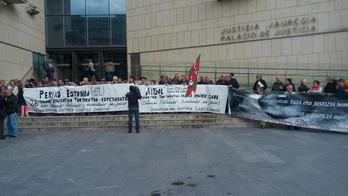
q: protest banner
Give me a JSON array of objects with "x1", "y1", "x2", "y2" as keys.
[
  {"x1": 229, "y1": 88, "x2": 348, "y2": 132},
  {"x1": 24, "y1": 84, "x2": 228, "y2": 114}
]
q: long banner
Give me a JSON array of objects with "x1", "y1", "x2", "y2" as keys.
[
  {"x1": 24, "y1": 84, "x2": 228, "y2": 114},
  {"x1": 229, "y1": 88, "x2": 348, "y2": 132}
]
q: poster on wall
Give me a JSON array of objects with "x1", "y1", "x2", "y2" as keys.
[
  {"x1": 229, "y1": 88, "x2": 348, "y2": 133},
  {"x1": 24, "y1": 84, "x2": 228, "y2": 114}
]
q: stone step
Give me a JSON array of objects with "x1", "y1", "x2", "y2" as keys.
[
  {"x1": 15, "y1": 113, "x2": 258, "y2": 132},
  {"x1": 18, "y1": 113, "x2": 225, "y2": 122},
  {"x1": 18, "y1": 118, "x2": 231, "y2": 126},
  {"x1": 19, "y1": 122, "x2": 257, "y2": 132}
]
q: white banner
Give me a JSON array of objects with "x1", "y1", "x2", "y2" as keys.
[{"x1": 24, "y1": 84, "x2": 228, "y2": 114}]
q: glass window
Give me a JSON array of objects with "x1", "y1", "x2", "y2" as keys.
[
  {"x1": 86, "y1": 0, "x2": 109, "y2": 15},
  {"x1": 46, "y1": 0, "x2": 63, "y2": 15},
  {"x1": 110, "y1": 0, "x2": 125, "y2": 14},
  {"x1": 33, "y1": 53, "x2": 45, "y2": 79},
  {"x1": 64, "y1": 16, "x2": 87, "y2": 46},
  {"x1": 111, "y1": 15, "x2": 126, "y2": 45},
  {"x1": 46, "y1": 16, "x2": 64, "y2": 47},
  {"x1": 88, "y1": 16, "x2": 110, "y2": 46},
  {"x1": 64, "y1": 0, "x2": 86, "y2": 15}
]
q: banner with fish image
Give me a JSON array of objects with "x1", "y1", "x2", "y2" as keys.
[{"x1": 229, "y1": 88, "x2": 348, "y2": 132}]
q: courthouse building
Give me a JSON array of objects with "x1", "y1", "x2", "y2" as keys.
[
  {"x1": 126, "y1": 0, "x2": 348, "y2": 86},
  {"x1": 45, "y1": 0, "x2": 127, "y2": 81},
  {"x1": 0, "y1": 0, "x2": 45, "y2": 81}
]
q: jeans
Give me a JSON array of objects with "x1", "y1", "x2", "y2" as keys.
[
  {"x1": 105, "y1": 72, "x2": 113, "y2": 81},
  {"x1": 128, "y1": 106, "x2": 140, "y2": 132},
  {"x1": 7, "y1": 113, "x2": 18, "y2": 137}
]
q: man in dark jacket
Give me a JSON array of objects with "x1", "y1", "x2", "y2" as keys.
[
  {"x1": 253, "y1": 74, "x2": 268, "y2": 94},
  {"x1": 5, "y1": 88, "x2": 19, "y2": 137},
  {"x1": 324, "y1": 76, "x2": 337, "y2": 94},
  {"x1": 230, "y1": 73, "x2": 239, "y2": 89},
  {"x1": 298, "y1": 79, "x2": 310, "y2": 93},
  {"x1": 271, "y1": 76, "x2": 285, "y2": 92},
  {"x1": 126, "y1": 86, "x2": 142, "y2": 133},
  {"x1": 0, "y1": 94, "x2": 6, "y2": 139}
]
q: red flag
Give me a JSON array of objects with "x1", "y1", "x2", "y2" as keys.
[{"x1": 186, "y1": 54, "x2": 201, "y2": 96}]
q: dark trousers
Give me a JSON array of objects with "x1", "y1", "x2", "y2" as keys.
[
  {"x1": 128, "y1": 106, "x2": 140, "y2": 132},
  {"x1": 105, "y1": 72, "x2": 113, "y2": 81},
  {"x1": 0, "y1": 117, "x2": 4, "y2": 138}
]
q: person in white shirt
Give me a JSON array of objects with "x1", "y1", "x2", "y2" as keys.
[{"x1": 284, "y1": 85, "x2": 296, "y2": 95}]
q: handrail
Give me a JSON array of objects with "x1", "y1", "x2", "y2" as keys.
[
  {"x1": 141, "y1": 65, "x2": 348, "y2": 72},
  {"x1": 21, "y1": 66, "x2": 34, "y2": 81},
  {"x1": 140, "y1": 64, "x2": 348, "y2": 89}
]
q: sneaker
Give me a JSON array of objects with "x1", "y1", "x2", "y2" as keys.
[
  {"x1": 136, "y1": 130, "x2": 140, "y2": 133},
  {"x1": 128, "y1": 131, "x2": 132, "y2": 133}
]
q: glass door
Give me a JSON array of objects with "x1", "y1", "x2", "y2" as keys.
[
  {"x1": 74, "y1": 51, "x2": 101, "y2": 82},
  {"x1": 49, "y1": 52, "x2": 73, "y2": 81}
]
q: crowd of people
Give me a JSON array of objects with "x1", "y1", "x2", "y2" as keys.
[
  {"x1": 252, "y1": 74, "x2": 348, "y2": 98},
  {"x1": 1, "y1": 69, "x2": 347, "y2": 139}
]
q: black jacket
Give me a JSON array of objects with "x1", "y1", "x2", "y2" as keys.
[
  {"x1": 298, "y1": 84, "x2": 309, "y2": 93},
  {"x1": 0, "y1": 95, "x2": 5, "y2": 118},
  {"x1": 324, "y1": 81, "x2": 337, "y2": 94},
  {"x1": 18, "y1": 87, "x2": 27, "y2": 105},
  {"x1": 225, "y1": 78, "x2": 240, "y2": 89},
  {"x1": 126, "y1": 87, "x2": 141, "y2": 108},
  {"x1": 253, "y1": 79, "x2": 268, "y2": 92},
  {"x1": 5, "y1": 94, "x2": 19, "y2": 114},
  {"x1": 271, "y1": 82, "x2": 285, "y2": 92}
]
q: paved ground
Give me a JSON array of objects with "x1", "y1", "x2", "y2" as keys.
[{"x1": 0, "y1": 128, "x2": 347, "y2": 196}]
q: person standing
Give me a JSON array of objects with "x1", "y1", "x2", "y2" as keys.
[
  {"x1": 284, "y1": 85, "x2": 295, "y2": 95},
  {"x1": 104, "y1": 60, "x2": 115, "y2": 81},
  {"x1": 18, "y1": 83, "x2": 29, "y2": 117},
  {"x1": 8, "y1": 80, "x2": 19, "y2": 96},
  {"x1": 0, "y1": 93, "x2": 6, "y2": 139},
  {"x1": 225, "y1": 73, "x2": 240, "y2": 89},
  {"x1": 324, "y1": 75, "x2": 337, "y2": 94},
  {"x1": 271, "y1": 76, "x2": 285, "y2": 92},
  {"x1": 140, "y1": 77, "x2": 149, "y2": 86},
  {"x1": 285, "y1": 78, "x2": 296, "y2": 92},
  {"x1": 298, "y1": 79, "x2": 310, "y2": 93},
  {"x1": 126, "y1": 86, "x2": 142, "y2": 133},
  {"x1": 5, "y1": 88, "x2": 19, "y2": 137},
  {"x1": 253, "y1": 74, "x2": 268, "y2": 94},
  {"x1": 216, "y1": 75, "x2": 225, "y2": 85},
  {"x1": 128, "y1": 76, "x2": 136, "y2": 85},
  {"x1": 112, "y1": 76, "x2": 119, "y2": 84},
  {"x1": 309, "y1": 80, "x2": 323, "y2": 93},
  {"x1": 229, "y1": 73, "x2": 240, "y2": 89},
  {"x1": 44, "y1": 62, "x2": 55, "y2": 82}
]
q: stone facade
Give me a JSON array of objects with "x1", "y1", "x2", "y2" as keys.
[
  {"x1": 0, "y1": 0, "x2": 45, "y2": 81},
  {"x1": 127, "y1": 0, "x2": 348, "y2": 87}
]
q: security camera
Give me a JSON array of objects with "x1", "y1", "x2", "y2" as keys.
[{"x1": 26, "y1": 4, "x2": 40, "y2": 15}]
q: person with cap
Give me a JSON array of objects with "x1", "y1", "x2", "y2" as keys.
[
  {"x1": 126, "y1": 85, "x2": 142, "y2": 133},
  {"x1": 0, "y1": 92, "x2": 6, "y2": 139},
  {"x1": 4, "y1": 87, "x2": 19, "y2": 137}
]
